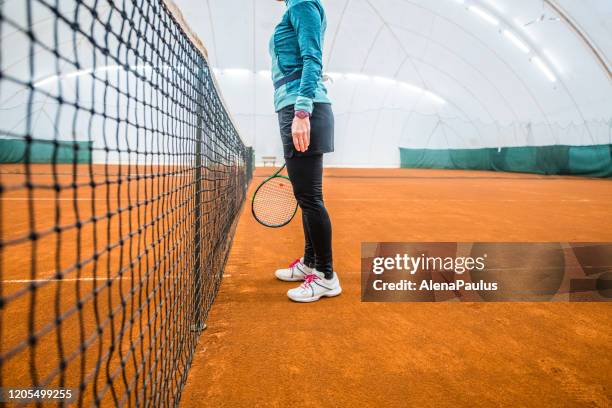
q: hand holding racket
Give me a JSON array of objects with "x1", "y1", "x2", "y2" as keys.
[{"x1": 252, "y1": 164, "x2": 298, "y2": 228}]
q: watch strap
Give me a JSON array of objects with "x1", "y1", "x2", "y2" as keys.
[{"x1": 295, "y1": 110, "x2": 311, "y2": 119}]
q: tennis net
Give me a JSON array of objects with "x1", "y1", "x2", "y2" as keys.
[{"x1": 0, "y1": 0, "x2": 252, "y2": 406}]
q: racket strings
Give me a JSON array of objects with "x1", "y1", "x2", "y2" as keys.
[{"x1": 252, "y1": 177, "x2": 298, "y2": 227}]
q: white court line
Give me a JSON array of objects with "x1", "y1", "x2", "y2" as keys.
[
  {"x1": 325, "y1": 198, "x2": 601, "y2": 203},
  {"x1": 3, "y1": 198, "x2": 606, "y2": 203},
  {"x1": 3, "y1": 277, "x2": 131, "y2": 283},
  {"x1": 5, "y1": 275, "x2": 233, "y2": 283},
  {"x1": 2, "y1": 198, "x2": 110, "y2": 201}
]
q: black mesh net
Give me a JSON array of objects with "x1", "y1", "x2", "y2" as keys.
[{"x1": 0, "y1": 0, "x2": 252, "y2": 405}]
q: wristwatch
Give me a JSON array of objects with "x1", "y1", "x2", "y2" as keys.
[{"x1": 294, "y1": 110, "x2": 311, "y2": 119}]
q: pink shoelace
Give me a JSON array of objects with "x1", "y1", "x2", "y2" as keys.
[
  {"x1": 289, "y1": 258, "x2": 301, "y2": 268},
  {"x1": 301, "y1": 273, "x2": 321, "y2": 289}
]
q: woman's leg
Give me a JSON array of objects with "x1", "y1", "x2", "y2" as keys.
[
  {"x1": 285, "y1": 154, "x2": 333, "y2": 279},
  {"x1": 302, "y1": 212, "x2": 316, "y2": 269}
]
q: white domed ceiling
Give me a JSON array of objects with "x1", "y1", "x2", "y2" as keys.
[
  {"x1": 171, "y1": 0, "x2": 611, "y2": 166},
  {"x1": 1, "y1": 0, "x2": 610, "y2": 167}
]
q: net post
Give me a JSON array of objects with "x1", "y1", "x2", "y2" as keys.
[
  {"x1": 191, "y1": 63, "x2": 207, "y2": 333},
  {"x1": 247, "y1": 146, "x2": 254, "y2": 181}
]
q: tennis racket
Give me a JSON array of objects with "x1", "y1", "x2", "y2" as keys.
[{"x1": 252, "y1": 164, "x2": 298, "y2": 228}]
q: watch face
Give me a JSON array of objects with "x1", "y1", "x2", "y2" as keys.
[{"x1": 296, "y1": 111, "x2": 309, "y2": 119}]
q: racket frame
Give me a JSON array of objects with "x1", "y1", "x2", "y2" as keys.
[{"x1": 251, "y1": 164, "x2": 299, "y2": 228}]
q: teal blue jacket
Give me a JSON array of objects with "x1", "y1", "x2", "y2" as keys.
[{"x1": 270, "y1": 0, "x2": 331, "y2": 113}]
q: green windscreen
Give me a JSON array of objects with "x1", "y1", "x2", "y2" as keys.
[
  {"x1": 0, "y1": 138, "x2": 92, "y2": 164},
  {"x1": 400, "y1": 145, "x2": 612, "y2": 178}
]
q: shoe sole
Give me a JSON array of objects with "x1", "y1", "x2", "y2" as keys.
[{"x1": 288, "y1": 286, "x2": 342, "y2": 303}]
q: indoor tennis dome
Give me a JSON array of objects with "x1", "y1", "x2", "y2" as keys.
[
  {"x1": 0, "y1": 2, "x2": 611, "y2": 406},
  {"x1": 177, "y1": 0, "x2": 612, "y2": 176},
  {"x1": 1, "y1": 0, "x2": 611, "y2": 176}
]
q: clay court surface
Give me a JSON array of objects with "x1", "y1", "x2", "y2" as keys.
[
  {"x1": 2, "y1": 166, "x2": 612, "y2": 406},
  {"x1": 180, "y1": 167, "x2": 612, "y2": 408},
  {"x1": 0, "y1": 163, "x2": 240, "y2": 406}
]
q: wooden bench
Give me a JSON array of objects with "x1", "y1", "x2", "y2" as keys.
[{"x1": 261, "y1": 156, "x2": 277, "y2": 167}]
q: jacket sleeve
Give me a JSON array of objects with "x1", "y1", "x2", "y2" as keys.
[{"x1": 288, "y1": 1, "x2": 323, "y2": 114}]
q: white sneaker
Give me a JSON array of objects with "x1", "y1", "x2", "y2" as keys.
[
  {"x1": 287, "y1": 271, "x2": 342, "y2": 302},
  {"x1": 275, "y1": 258, "x2": 311, "y2": 282}
]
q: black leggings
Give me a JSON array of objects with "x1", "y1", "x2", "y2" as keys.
[{"x1": 285, "y1": 154, "x2": 333, "y2": 279}]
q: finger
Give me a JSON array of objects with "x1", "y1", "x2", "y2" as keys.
[
  {"x1": 296, "y1": 133, "x2": 305, "y2": 152},
  {"x1": 291, "y1": 124, "x2": 300, "y2": 151},
  {"x1": 304, "y1": 129, "x2": 310, "y2": 150},
  {"x1": 293, "y1": 136, "x2": 301, "y2": 152},
  {"x1": 298, "y1": 133, "x2": 305, "y2": 152}
]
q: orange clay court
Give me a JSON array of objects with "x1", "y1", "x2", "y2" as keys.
[
  {"x1": 1, "y1": 166, "x2": 611, "y2": 407},
  {"x1": 181, "y1": 167, "x2": 612, "y2": 408}
]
